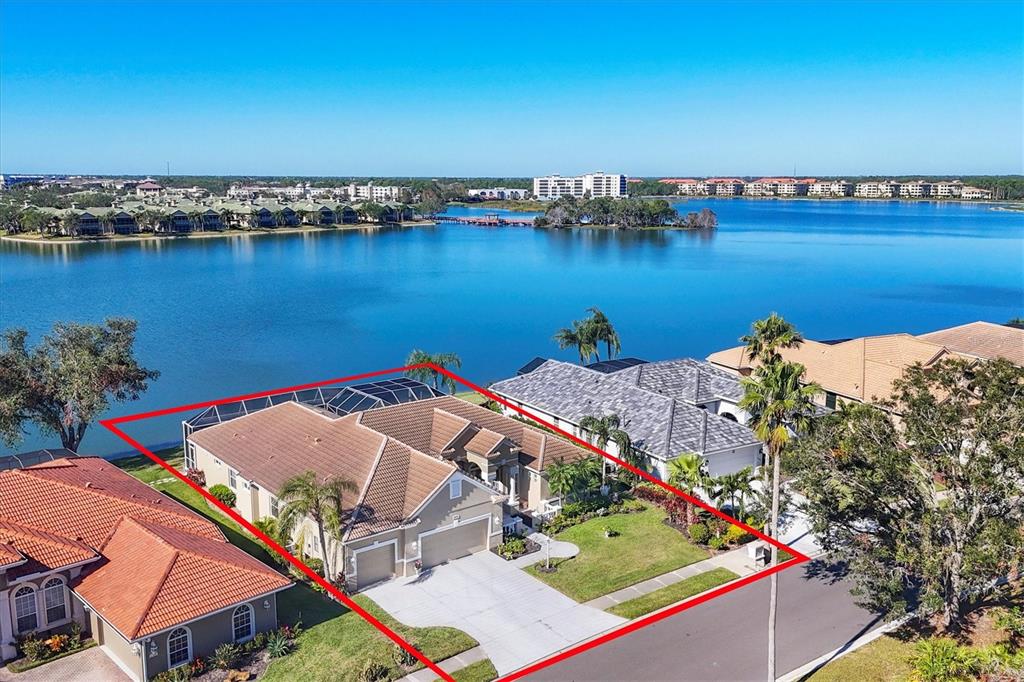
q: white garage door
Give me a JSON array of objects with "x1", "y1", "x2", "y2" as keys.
[
  {"x1": 705, "y1": 447, "x2": 761, "y2": 478},
  {"x1": 420, "y1": 518, "x2": 489, "y2": 569}
]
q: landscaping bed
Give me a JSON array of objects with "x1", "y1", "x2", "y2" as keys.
[
  {"x1": 7, "y1": 627, "x2": 94, "y2": 674},
  {"x1": 491, "y1": 533, "x2": 540, "y2": 561},
  {"x1": 605, "y1": 567, "x2": 739, "y2": 619},
  {"x1": 525, "y1": 503, "x2": 708, "y2": 602}
]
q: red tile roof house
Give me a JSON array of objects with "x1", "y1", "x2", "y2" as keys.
[
  {"x1": 0, "y1": 457, "x2": 291, "y2": 680},
  {"x1": 185, "y1": 396, "x2": 591, "y2": 592}
]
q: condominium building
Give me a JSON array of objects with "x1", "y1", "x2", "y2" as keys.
[
  {"x1": 706, "y1": 178, "x2": 746, "y2": 196},
  {"x1": 744, "y1": 178, "x2": 814, "y2": 197},
  {"x1": 961, "y1": 186, "x2": 992, "y2": 200},
  {"x1": 672, "y1": 179, "x2": 710, "y2": 195},
  {"x1": 899, "y1": 181, "x2": 932, "y2": 198},
  {"x1": 532, "y1": 172, "x2": 628, "y2": 200},
  {"x1": 467, "y1": 187, "x2": 531, "y2": 200},
  {"x1": 932, "y1": 181, "x2": 964, "y2": 198},
  {"x1": 854, "y1": 181, "x2": 901, "y2": 198},
  {"x1": 345, "y1": 183, "x2": 409, "y2": 202},
  {"x1": 808, "y1": 180, "x2": 854, "y2": 197}
]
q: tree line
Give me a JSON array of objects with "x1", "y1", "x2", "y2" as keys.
[{"x1": 533, "y1": 195, "x2": 717, "y2": 230}]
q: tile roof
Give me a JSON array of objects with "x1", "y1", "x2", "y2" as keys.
[
  {"x1": 609, "y1": 358, "x2": 744, "y2": 404},
  {"x1": 917, "y1": 321, "x2": 1024, "y2": 366},
  {"x1": 0, "y1": 458, "x2": 289, "y2": 641},
  {"x1": 490, "y1": 361, "x2": 759, "y2": 459},
  {"x1": 707, "y1": 333, "x2": 957, "y2": 404}
]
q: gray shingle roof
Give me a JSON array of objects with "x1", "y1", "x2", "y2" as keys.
[
  {"x1": 490, "y1": 360, "x2": 759, "y2": 460},
  {"x1": 609, "y1": 358, "x2": 744, "y2": 404}
]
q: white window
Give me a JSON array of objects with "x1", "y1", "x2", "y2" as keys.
[
  {"x1": 167, "y1": 627, "x2": 192, "y2": 668},
  {"x1": 449, "y1": 478, "x2": 462, "y2": 500},
  {"x1": 13, "y1": 586, "x2": 37, "y2": 633},
  {"x1": 184, "y1": 445, "x2": 196, "y2": 471},
  {"x1": 232, "y1": 604, "x2": 254, "y2": 643},
  {"x1": 229, "y1": 469, "x2": 238, "y2": 489},
  {"x1": 42, "y1": 578, "x2": 67, "y2": 624},
  {"x1": 270, "y1": 496, "x2": 279, "y2": 516}
]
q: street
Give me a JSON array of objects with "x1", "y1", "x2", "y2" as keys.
[{"x1": 525, "y1": 560, "x2": 884, "y2": 681}]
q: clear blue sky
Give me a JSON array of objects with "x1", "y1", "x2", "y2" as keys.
[{"x1": 1, "y1": 0, "x2": 1021, "y2": 177}]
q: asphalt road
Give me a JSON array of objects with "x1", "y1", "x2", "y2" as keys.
[{"x1": 526, "y1": 560, "x2": 885, "y2": 682}]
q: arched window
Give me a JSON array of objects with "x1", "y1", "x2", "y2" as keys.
[
  {"x1": 13, "y1": 586, "x2": 38, "y2": 633},
  {"x1": 720, "y1": 412, "x2": 738, "y2": 422},
  {"x1": 42, "y1": 577, "x2": 67, "y2": 624},
  {"x1": 232, "y1": 604, "x2": 254, "y2": 643},
  {"x1": 167, "y1": 627, "x2": 192, "y2": 669}
]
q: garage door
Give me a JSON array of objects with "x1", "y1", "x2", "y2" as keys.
[
  {"x1": 355, "y1": 544, "x2": 396, "y2": 590},
  {"x1": 705, "y1": 447, "x2": 761, "y2": 478},
  {"x1": 420, "y1": 518, "x2": 489, "y2": 569}
]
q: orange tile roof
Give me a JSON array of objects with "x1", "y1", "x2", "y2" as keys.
[
  {"x1": 917, "y1": 321, "x2": 1024, "y2": 366},
  {"x1": 0, "y1": 458, "x2": 290, "y2": 642},
  {"x1": 0, "y1": 520, "x2": 96, "y2": 578},
  {"x1": 707, "y1": 334, "x2": 956, "y2": 405}
]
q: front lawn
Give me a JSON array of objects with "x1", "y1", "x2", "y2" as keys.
[
  {"x1": 606, "y1": 567, "x2": 739, "y2": 619},
  {"x1": 264, "y1": 583, "x2": 477, "y2": 682},
  {"x1": 433, "y1": 659, "x2": 498, "y2": 682},
  {"x1": 525, "y1": 504, "x2": 709, "y2": 602},
  {"x1": 806, "y1": 634, "x2": 913, "y2": 681}
]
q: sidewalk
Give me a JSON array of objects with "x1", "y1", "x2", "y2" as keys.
[
  {"x1": 399, "y1": 646, "x2": 488, "y2": 682},
  {"x1": 583, "y1": 543, "x2": 758, "y2": 610}
]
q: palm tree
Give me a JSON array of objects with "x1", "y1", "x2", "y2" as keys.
[
  {"x1": 61, "y1": 211, "x2": 80, "y2": 237},
  {"x1": 571, "y1": 457, "x2": 603, "y2": 498},
  {"x1": 739, "y1": 359, "x2": 819, "y2": 682},
  {"x1": 249, "y1": 208, "x2": 261, "y2": 229},
  {"x1": 713, "y1": 466, "x2": 755, "y2": 519},
  {"x1": 219, "y1": 208, "x2": 234, "y2": 230},
  {"x1": 272, "y1": 210, "x2": 288, "y2": 228},
  {"x1": 579, "y1": 414, "x2": 629, "y2": 486},
  {"x1": 545, "y1": 457, "x2": 576, "y2": 503},
  {"x1": 553, "y1": 320, "x2": 597, "y2": 364},
  {"x1": 277, "y1": 470, "x2": 356, "y2": 580},
  {"x1": 404, "y1": 349, "x2": 462, "y2": 392},
  {"x1": 668, "y1": 452, "x2": 710, "y2": 527},
  {"x1": 585, "y1": 307, "x2": 621, "y2": 360},
  {"x1": 740, "y1": 311, "x2": 804, "y2": 367}
]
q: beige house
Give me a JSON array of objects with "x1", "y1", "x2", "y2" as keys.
[{"x1": 186, "y1": 396, "x2": 590, "y2": 592}]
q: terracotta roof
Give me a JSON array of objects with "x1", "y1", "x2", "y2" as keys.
[
  {"x1": 707, "y1": 334, "x2": 956, "y2": 404},
  {"x1": 0, "y1": 458, "x2": 289, "y2": 642},
  {"x1": 917, "y1": 321, "x2": 1024, "y2": 366},
  {"x1": 76, "y1": 517, "x2": 288, "y2": 639},
  {"x1": 0, "y1": 541, "x2": 24, "y2": 568},
  {"x1": 706, "y1": 178, "x2": 745, "y2": 184}
]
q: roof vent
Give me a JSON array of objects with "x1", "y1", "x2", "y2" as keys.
[{"x1": 84, "y1": 481, "x2": 92, "y2": 488}]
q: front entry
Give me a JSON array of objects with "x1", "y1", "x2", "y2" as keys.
[{"x1": 420, "y1": 518, "x2": 489, "y2": 569}]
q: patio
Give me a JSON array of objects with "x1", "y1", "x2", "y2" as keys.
[{"x1": 0, "y1": 646, "x2": 130, "y2": 682}]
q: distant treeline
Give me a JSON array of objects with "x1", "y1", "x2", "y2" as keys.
[{"x1": 534, "y1": 195, "x2": 717, "y2": 230}]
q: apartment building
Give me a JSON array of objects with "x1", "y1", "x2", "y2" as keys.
[
  {"x1": 532, "y1": 172, "x2": 628, "y2": 200},
  {"x1": 854, "y1": 181, "x2": 901, "y2": 198},
  {"x1": 932, "y1": 180, "x2": 964, "y2": 198},
  {"x1": 467, "y1": 187, "x2": 531, "y2": 200},
  {"x1": 706, "y1": 178, "x2": 746, "y2": 196},
  {"x1": 346, "y1": 182, "x2": 409, "y2": 202},
  {"x1": 899, "y1": 181, "x2": 932, "y2": 198},
  {"x1": 961, "y1": 186, "x2": 992, "y2": 200},
  {"x1": 808, "y1": 180, "x2": 854, "y2": 197},
  {"x1": 744, "y1": 178, "x2": 814, "y2": 197}
]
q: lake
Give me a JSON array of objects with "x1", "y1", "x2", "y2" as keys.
[{"x1": 1, "y1": 199, "x2": 1022, "y2": 455}]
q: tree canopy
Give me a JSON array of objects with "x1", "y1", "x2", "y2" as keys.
[
  {"x1": 0, "y1": 318, "x2": 159, "y2": 451},
  {"x1": 533, "y1": 196, "x2": 692, "y2": 229},
  {"x1": 790, "y1": 357, "x2": 1024, "y2": 632}
]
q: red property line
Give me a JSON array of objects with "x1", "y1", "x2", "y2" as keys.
[{"x1": 101, "y1": 363, "x2": 807, "y2": 682}]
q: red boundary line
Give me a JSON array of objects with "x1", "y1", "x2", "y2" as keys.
[{"x1": 101, "y1": 363, "x2": 808, "y2": 682}]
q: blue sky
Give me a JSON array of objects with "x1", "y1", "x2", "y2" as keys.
[{"x1": 1, "y1": 0, "x2": 1021, "y2": 177}]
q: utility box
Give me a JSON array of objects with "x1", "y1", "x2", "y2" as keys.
[{"x1": 747, "y1": 541, "x2": 771, "y2": 567}]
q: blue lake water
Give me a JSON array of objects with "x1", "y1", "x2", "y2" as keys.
[{"x1": 1, "y1": 199, "x2": 1022, "y2": 455}]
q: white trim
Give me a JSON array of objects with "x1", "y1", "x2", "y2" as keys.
[
  {"x1": 100, "y1": 644, "x2": 141, "y2": 682},
  {"x1": 40, "y1": 575, "x2": 70, "y2": 626},
  {"x1": 350, "y1": 539, "x2": 399, "y2": 582},
  {"x1": 449, "y1": 478, "x2": 462, "y2": 500},
  {"x1": 231, "y1": 603, "x2": 255, "y2": 643},
  {"x1": 8, "y1": 558, "x2": 99, "y2": 586},
  {"x1": 407, "y1": 513, "x2": 492, "y2": 562},
  {"x1": 11, "y1": 584, "x2": 38, "y2": 635},
  {"x1": 166, "y1": 625, "x2": 192, "y2": 670}
]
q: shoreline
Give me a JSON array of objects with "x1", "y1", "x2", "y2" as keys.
[{"x1": 0, "y1": 220, "x2": 436, "y2": 245}]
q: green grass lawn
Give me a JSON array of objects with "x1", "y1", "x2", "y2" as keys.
[
  {"x1": 525, "y1": 505, "x2": 709, "y2": 602},
  {"x1": 264, "y1": 583, "x2": 477, "y2": 682},
  {"x1": 454, "y1": 390, "x2": 489, "y2": 406},
  {"x1": 606, "y1": 567, "x2": 739, "y2": 619},
  {"x1": 806, "y1": 634, "x2": 914, "y2": 681},
  {"x1": 433, "y1": 659, "x2": 498, "y2": 682}
]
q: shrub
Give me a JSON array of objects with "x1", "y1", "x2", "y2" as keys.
[
  {"x1": 266, "y1": 630, "x2": 292, "y2": 658},
  {"x1": 688, "y1": 522, "x2": 710, "y2": 545},
  {"x1": 911, "y1": 638, "x2": 981, "y2": 681},
  {"x1": 497, "y1": 536, "x2": 527, "y2": 559},
  {"x1": 189, "y1": 656, "x2": 207, "y2": 677},
  {"x1": 18, "y1": 636, "x2": 48, "y2": 662},
  {"x1": 358, "y1": 660, "x2": 392, "y2": 682},
  {"x1": 251, "y1": 631, "x2": 268, "y2": 650},
  {"x1": 69, "y1": 621, "x2": 83, "y2": 648},
  {"x1": 152, "y1": 667, "x2": 191, "y2": 682},
  {"x1": 708, "y1": 536, "x2": 726, "y2": 550},
  {"x1": 209, "y1": 484, "x2": 236, "y2": 508},
  {"x1": 723, "y1": 524, "x2": 751, "y2": 545},
  {"x1": 992, "y1": 606, "x2": 1024, "y2": 639},
  {"x1": 603, "y1": 525, "x2": 619, "y2": 538},
  {"x1": 211, "y1": 642, "x2": 241, "y2": 670},
  {"x1": 185, "y1": 468, "x2": 206, "y2": 488},
  {"x1": 392, "y1": 642, "x2": 418, "y2": 667}
]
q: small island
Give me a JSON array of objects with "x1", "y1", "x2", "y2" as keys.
[{"x1": 531, "y1": 196, "x2": 717, "y2": 230}]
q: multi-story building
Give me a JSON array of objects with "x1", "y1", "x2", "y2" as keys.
[
  {"x1": 744, "y1": 178, "x2": 813, "y2": 197},
  {"x1": 899, "y1": 181, "x2": 932, "y2": 198},
  {"x1": 706, "y1": 178, "x2": 746, "y2": 196},
  {"x1": 346, "y1": 182, "x2": 409, "y2": 202},
  {"x1": 854, "y1": 181, "x2": 901, "y2": 198},
  {"x1": 671, "y1": 179, "x2": 709, "y2": 195},
  {"x1": 467, "y1": 187, "x2": 531, "y2": 200},
  {"x1": 532, "y1": 172, "x2": 627, "y2": 200},
  {"x1": 808, "y1": 180, "x2": 855, "y2": 197},
  {"x1": 932, "y1": 180, "x2": 964, "y2": 198},
  {"x1": 961, "y1": 186, "x2": 992, "y2": 200},
  {"x1": 135, "y1": 180, "x2": 164, "y2": 197}
]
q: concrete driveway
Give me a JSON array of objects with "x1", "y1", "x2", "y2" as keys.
[
  {"x1": 0, "y1": 645, "x2": 130, "y2": 682},
  {"x1": 364, "y1": 549, "x2": 625, "y2": 675}
]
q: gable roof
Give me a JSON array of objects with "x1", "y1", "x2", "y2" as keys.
[
  {"x1": 707, "y1": 333, "x2": 956, "y2": 404},
  {"x1": 917, "y1": 321, "x2": 1024, "y2": 366},
  {"x1": 0, "y1": 458, "x2": 289, "y2": 641},
  {"x1": 490, "y1": 361, "x2": 759, "y2": 459}
]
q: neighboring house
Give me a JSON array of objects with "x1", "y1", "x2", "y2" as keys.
[
  {"x1": 916, "y1": 320, "x2": 1024, "y2": 366},
  {"x1": 489, "y1": 359, "x2": 763, "y2": 481},
  {"x1": 185, "y1": 395, "x2": 592, "y2": 592},
  {"x1": 0, "y1": 457, "x2": 290, "y2": 681}
]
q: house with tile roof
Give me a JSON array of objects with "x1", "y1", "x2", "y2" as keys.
[
  {"x1": 916, "y1": 321, "x2": 1023, "y2": 367},
  {"x1": 0, "y1": 457, "x2": 290, "y2": 680},
  {"x1": 489, "y1": 359, "x2": 763, "y2": 482},
  {"x1": 186, "y1": 395, "x2": 591, "y2": 592}
]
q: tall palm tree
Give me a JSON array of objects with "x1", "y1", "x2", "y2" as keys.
[
  {"x1": 553, "y1": 320, "x2": 597, "y2": 364},
  {"x1": 668, "y1": 452, "x2": 710, "y2": 527},
  {"x1": 571, "y1": 456, "x2": 603, "y2": 498},
  {"x1": 404, "y1": 349, "x2": 462, "y2": 392},
  {"x1": 740, "y1": 311, "x2": 804, "y2": 367},
  {"x1": 219, "y1": 208, "x2": 234, "y2": 230},
  {"x1": 579, "y1": 414, "x2": 629, "y2": 486},
  {"x1": 61, "y1": 211, "x2": 80, "y2": 237},
  {"x1": 713, "y1": 466, "x2": 755, "y2": 519},
  {"x1": 586, "y1": 307, "x2": 621, "y2": 361},
  {"x1": 272, "y1": 210, "x2": 288, "y2": 227},
  {"x1": 545, "y1": 457, "x2": 575, "y2": 503},
  {"x1": 277, "y1": 470, "x2": 356, "y2": 580},
  {"x1": 739, "y1": 359, "x2": 819, "y2": 682}
]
